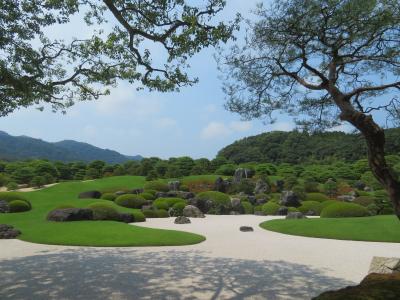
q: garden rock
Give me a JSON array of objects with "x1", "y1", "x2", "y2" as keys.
[
  {"x1": 130, "y1": 188, "x2": 144, "y2": 194},
  {"x1": 47, "y1": 208, "x2": 93, "y2": 222},
  {"x1": 174, "y1": 216, "x2": 191, "y2": 224},
  {"x1": 286, "y1": 212, "x2": 307, "y2": 219},
  {"x1": 256, "y1": 198, "x2": 268, "y2": 205},
  {"x1": 368, "y1": 257, "x2": 400, "y2": 274},
  {"x1": 183, "y1": 205, "x2": 205, "y2": 218},
  {"x1": 364, "y1": 186, "x2": 372, "y2": 192},
  {"x1": 117, "y1": 213, "x2": 135, "y2": 223},
  {"x1": 115, "y1": 191, "x2": 127, "y2": 196},
  {"x1": 78, "y1": 190, "x2": 101, "y2": 199},
  {"x1": 188, "y1": 198, "x2": 213, "y2": 213},
  {"x1": 254, "y1": 179, "x2": 270, "y2": 194},
  {"x1": 240, "y1": 226, "x2": 254, "y2": 232},
  {"x1": 337, "y1": 195, "x2": 355, "y2": 202},
  {"x1": 276, "y1": 180, "x2": 285, "y2": 192},
  {"x1": 168, "y1": 181, "x2": 181, "y2": 191},
  {"x1": 0, "y1": 224, "x2": 21, "y2": 239},
  {"x1": 277, "y1": 206, "x2": 289, "y2": 215},
  {"x1": 280, "y1": 191, "x2": 301, "y2": 207},
  {"x1": 0, "y1": 200, "x2": 9, "y2": 213},
  {"x1": 247, "y1": 196, "x2": 256, "y2": 205},
  {"x1": 305, "y1": 210, "x2": 317, "y2": 216},
  {"x1": 233, "y1": 168, "x2": 252, "y2": 184},
  {"x1": 214, "y1": 177, "x2": 230, "y2": 193}
]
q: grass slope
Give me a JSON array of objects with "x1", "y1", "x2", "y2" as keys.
[
  {"x1": 260, "y1": 215, "x2": 400, "y2": 243},
  {"x1": 0, "y1": 176, "x2": 205, "y2": 246}
]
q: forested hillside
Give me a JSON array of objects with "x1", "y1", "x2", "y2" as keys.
[{"x1": 218, "y1": 129, "x2": 400, "y2": 164}]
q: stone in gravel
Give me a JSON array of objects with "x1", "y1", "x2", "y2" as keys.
[
  {"x1": 174, "y1": 216, "x2": 191, "y2": 224},
  {"x1": 240, "y1": 226, "x2": 254, "y2": 232}
]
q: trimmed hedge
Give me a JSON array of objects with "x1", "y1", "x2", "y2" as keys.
[
  {"x1": 87, "y1": 202, "x2": 119, "y2": 220},
  {"x1": 153, "y1": 197, "x2": 186, "y2": 210},
  {"x1": 242, "y1": 201, "x2": 254, "y2": 214},
  {"x1": 115, "y1": 194, "x2": 146, "y2": 209},
  {"x1": 321, "y1": 200, "x2": 339, "y2": 209},
  {"x1": 171, "y1": 202, "x2": 186, "y2": 216},
  {"x1": 9, "y1": 200, "x2": 31, "y2": 213},
  {"x1": 321, "y1": 202, "x2": 369, "y2": 218},
  {"x1": 143, "y1": 189, "x2": 158, "y2": 196},
  {"x1": 101, "y1": 193, "x2": 117, "y2": 201},
  {"x1": 0, "y1": 192, "x2": 27, "y2": 202},
  {"x1": 262, "y1": 202, "x2": 280, "y2": 215},
  {"x1": 287, "y1": 207, "x2": 299, "y2": 213},
  {"x1": 132, "y1": 211, "x2": 146, "y2": 222},
  {"x1": 196, "y1": 191, "x2": 230, "y2": 206},
  {"x1": 298, "y1": 201, "x2": 323, "y2": 215},
  {"x1": 306, "y1": 193, "x2": 330, "y2": 202},
  {"x1": 140, "y1": 192, "x2": 155, "y2": 201},
  {"x1": 142, "y1": 209, "x2": 169, "y2": 218},
  {"x1": 353, "y1": 196, "x2": 376, "y2": 207},
  {"x1": 143, "y1": 181, "x2": 169, "y2": 192}
]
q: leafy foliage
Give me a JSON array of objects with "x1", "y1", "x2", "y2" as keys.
[{"x1": 321, "y1": 202, "x2": 369, "y2": 218}]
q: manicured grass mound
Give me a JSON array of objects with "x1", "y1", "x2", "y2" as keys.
[
  {"x1": 115, "y1": 194, "x2": 146, "y2": 209},
  {"x1": 9, "y1": 200, "x2": 31, "y2": 213},
  {"x1": 306, "y1": 193, "x2": 330, "y2": 202},
  {"x1": 260, "y1": 215, "x2": 400, "y2": 243},
  {"x1": 140, "y1": 192, "x2": 155, "y2": 200},
  {"x1": 196, "y1": 191, "x2": 230, "y2": 206},
  {"x1": 101, "y1": 193, "x2": 117, "y2": 201},
  {"x1": 321, "y1": 202, "x2": 369, "y2": 218},
  {"x1": 87, "y1": 202, "x2": 120, "y2": 221},
  {"x1": 143, "y1": 181, "x2": 169, "y2": 192},
  {"x1": 153, "y1": 197, "x2": 186, "y2": 210},
  {"x1": 0, "y1": 176, "x2": 205, "y2": 246},
  {"x1": 142, "y1": 209, "x2": 169, "y2": 218},
  {"x1": 298, "y1": 201, "x2": 323, "y2": 215},
  {"x1": 262, "y1": 202, "x2": 280, "y2": 215},
  {"x1": 353, "y1": 196, "x2": 376, "y2": 207}
]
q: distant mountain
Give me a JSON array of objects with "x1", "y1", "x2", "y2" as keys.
[
  {"x1": 0, "y1": 131, "x2": 142, "y2": 163},
  {"x1": 217, "y1": 128, "x2": 400, "y2": 164}
]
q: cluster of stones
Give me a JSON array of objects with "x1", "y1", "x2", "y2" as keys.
[
  {"x1": 46, "y1": 207, "x2": 134, "y2": 223},
  {"x1": 0, "y1": 200, "x2": 9, "y2": 213},
  {"x1": 0, "y1": 224, "x2": 21, "y2": 239}
]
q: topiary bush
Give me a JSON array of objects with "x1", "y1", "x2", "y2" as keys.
[
  {"x1": 306, "y1": 193, "x2": 330, "y2": 202},
  {"x1": 298, "y1": 201, "x2": 323, "y2": 215},
  {"x1": 353, "y1": 196, "x2": 376, "y2": 207},
  {"x1": 254, "y1": 205, "x2": 263, "y2": 213},
  {"x1": 87, "y1": 202, "x2": 120, "y2": 221},
  {"x1": 242, "y1": 201, "x2": 254, "y2": 214},
  {"x1": 140, "y1": 192, "x2": 155, "y2": 201},
  {"x1": 142, "y1": 209, "x2": 169, "y2": 218},
  {"x1": 9, "y1": 200, "x2": 31, "y2": 213},
  {"x1": 196, "y1": 191, "x2": 232, "y2": 214},
  {"x1": 153, "y1": 197, "x2": 186, "y2": 210},
  {"x1": 101, "y1": 193, "x2": 117, "y2": 201},
  {"x1": 157, "y1": 209, "x2": 169, "y2": 218},
  {"x1": 0, "y1": 192, "x2": 27, "y2": 202},
  {"x1": 287, "y1": 207, "x2": 299, "y2": 213},
  {"x1": 196, "y1": 191, "x2": 230, "y2": 206},
  {"x1": 115, "y1": 194, "x2": 146, "y2": 209},
  {"x1": 143, "y1": 181, "x2": 169, "y2": 192},
  {"x1": 262, "y1": 202, "x2": 280, "y2": 215},
  {"x1": 132, "y1": 211, "x2": 146, "y2": 222},
  {"x1": 143, "y1": 189, "x2": 157, "y2": 196},
  {"x1": 321, "y1": 200, "x2": 339, "y2": 209},
  {"x1": 171, "y1": 202, "x2": 186, "y2": 216},
  {"x1": 320, "y1": 202, "x2": 369, "y2": 218}
]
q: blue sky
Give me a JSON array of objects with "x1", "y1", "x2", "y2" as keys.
[{"x1": 0, "y1": 0, "x2": 357, "y2": 159}]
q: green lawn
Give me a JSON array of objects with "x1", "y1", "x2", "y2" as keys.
[
  {"x1": 0, "y1": 176, "x2": 205, "y2": 246},
  {"x1": 260, "y1": 215, "x2": 400, "y2": 243}
]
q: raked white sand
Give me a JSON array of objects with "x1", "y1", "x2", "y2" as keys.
[{"x1": 1, "y1": 215, "x2": 400, "y2": 299}]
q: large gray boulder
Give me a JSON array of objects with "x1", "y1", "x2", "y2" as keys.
[
  {"x1": 337, "y1": 195, "x2": 355, "y2": 202},
  {"x1": 78, "y1": 190, "x2": 101, "y2": 199},
  {"x1": 280, "y1": 191, "x2": 301, "y2": 207},
  {"x1": 254, "y1": 179, "x2": 270, "y2": 194},
  {"x1": 214, "y1": 177, "x2": 230, "y2": 193},
  {"x1": 183, "y1": 205, "x2": 205, "y2": 218},
  {"x1": 277, "y1": 206, "x2": 289, "y2": 216},
  {"x1": 368, "y1": 256, "x2": 400, "y2": 274},
  {"x1": 240, "y1": 226, "x2": 254, "y2": 232},
  {"x1": 0, "y1": 200, "x2": 9, "y2": 213},
  {"x1": 233, "y1": 168, "x2": 252, "y2": 184},
  {"x1": 117, "y1": 213, "x2": 135, "y2": 223},
  {"x1": 47, "y1": 208, "x2": 93, "y2": 222},
  {"x1": 174, "y1": 216, "x2": 191, "y2": 224},
  {"x1": 0, "y1": 224, "x2": 21, "y2": 239},
  {"x1": 286, "y1": 212, "x2": 306, "y2": 219}
]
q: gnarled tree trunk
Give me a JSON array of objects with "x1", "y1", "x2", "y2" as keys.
[{"x1": 339, "y1": 109, "x2": 400, "y2": 219}]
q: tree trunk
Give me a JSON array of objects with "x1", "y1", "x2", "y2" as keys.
[{"x1": 339, "y1": 109, "x2": 400, "y2": 219}]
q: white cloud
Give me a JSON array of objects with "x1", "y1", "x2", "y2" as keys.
[
  {"x1": 153, "y1": 117, "x2": 178, "y2": 129},
  {"x1": 230, "y1": 121, "x2": 252, "y2": 132},
  {"x1": 201, "y1": 121, "x2": 231, "y2": 139}
]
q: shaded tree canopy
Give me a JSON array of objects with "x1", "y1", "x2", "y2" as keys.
[
  {"x1": 221, "y1": 0, "x2": 400, "y2": 217},
  {"x1": 0, "y1": 0, "x2": 237, "y2": 116}
]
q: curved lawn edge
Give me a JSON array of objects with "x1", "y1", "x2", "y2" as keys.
[
  {"x1": 16, "y1": 221, "x2": 206, "y2": 247},
  {"x1": 259, "y1": 215, "x2": 400, "y2": 243}
]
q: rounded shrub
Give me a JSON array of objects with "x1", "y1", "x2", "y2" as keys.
[
  {"x1": 143, "y1": 181, "x2": 169, "y2": 192},
  {"x1": 9, "y1": 200, "x2": 31, "y2": 213},
  {"x1": 0, "y1": 192, "x2": 27, "y2": 202},
  {"x1": 320, "y1": 202, "x2": 369, "y2": 218},
  {"x1": 321, "y1": 200, "x2": 339, "y2": 209},
  {"x1": 143, "y1": 189, "x2": 158, "y2": 196},
  {"x1": 196, "y1": 191, "x2": 230, "y2": 207},
  {"x1": 87, "y1": 202, "x2": 119, "y2": 220},
  {"x1": 153, "y1": 197, "x2": 186, "y2": 210},
  {"x1": 287, "y1": 207, "x2": 299, "y2": 213},
  {"x1": 262, "y1": 202, "x2": 280, "y2": 215},
  {"x1": 157, "y1": 209, "x2": 169, "y2": 218},
  {"x1": 140, "y1": 192, "x2": 155, "y2": 201},
  {"x1": 306, "y1": 193, "x2": 330, "y2": 202},
  {"x1": 142, "y1": 209, "x2": 158, "y2": 218},
  {"x1": 254, "y1": 205, "x2": 263, "y2": 213},
  {"x1": 242, "y1": 201, "x2": 254, "y2": 214},
  {"x1": 132, "y1": 211, "x2": 146, "y2": 222},
  {"x1": 180, "y1": 185, "x2": 189, "y2": 192},
  {"x1": 101, "y1": 193, "x2": 117, "y2": 201},
  {"x1": 353, "y1": 196, "x2": 376, "y2": 207},
  {"x1": 171, "y1": 202, "x2": 186, "y2": 216},
  {"x1": 298, "y1": 201, "x2": 323, "y2": 215},
  {"x1": 115, "y1": 194, "x2": 146, "y2": 209}
]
